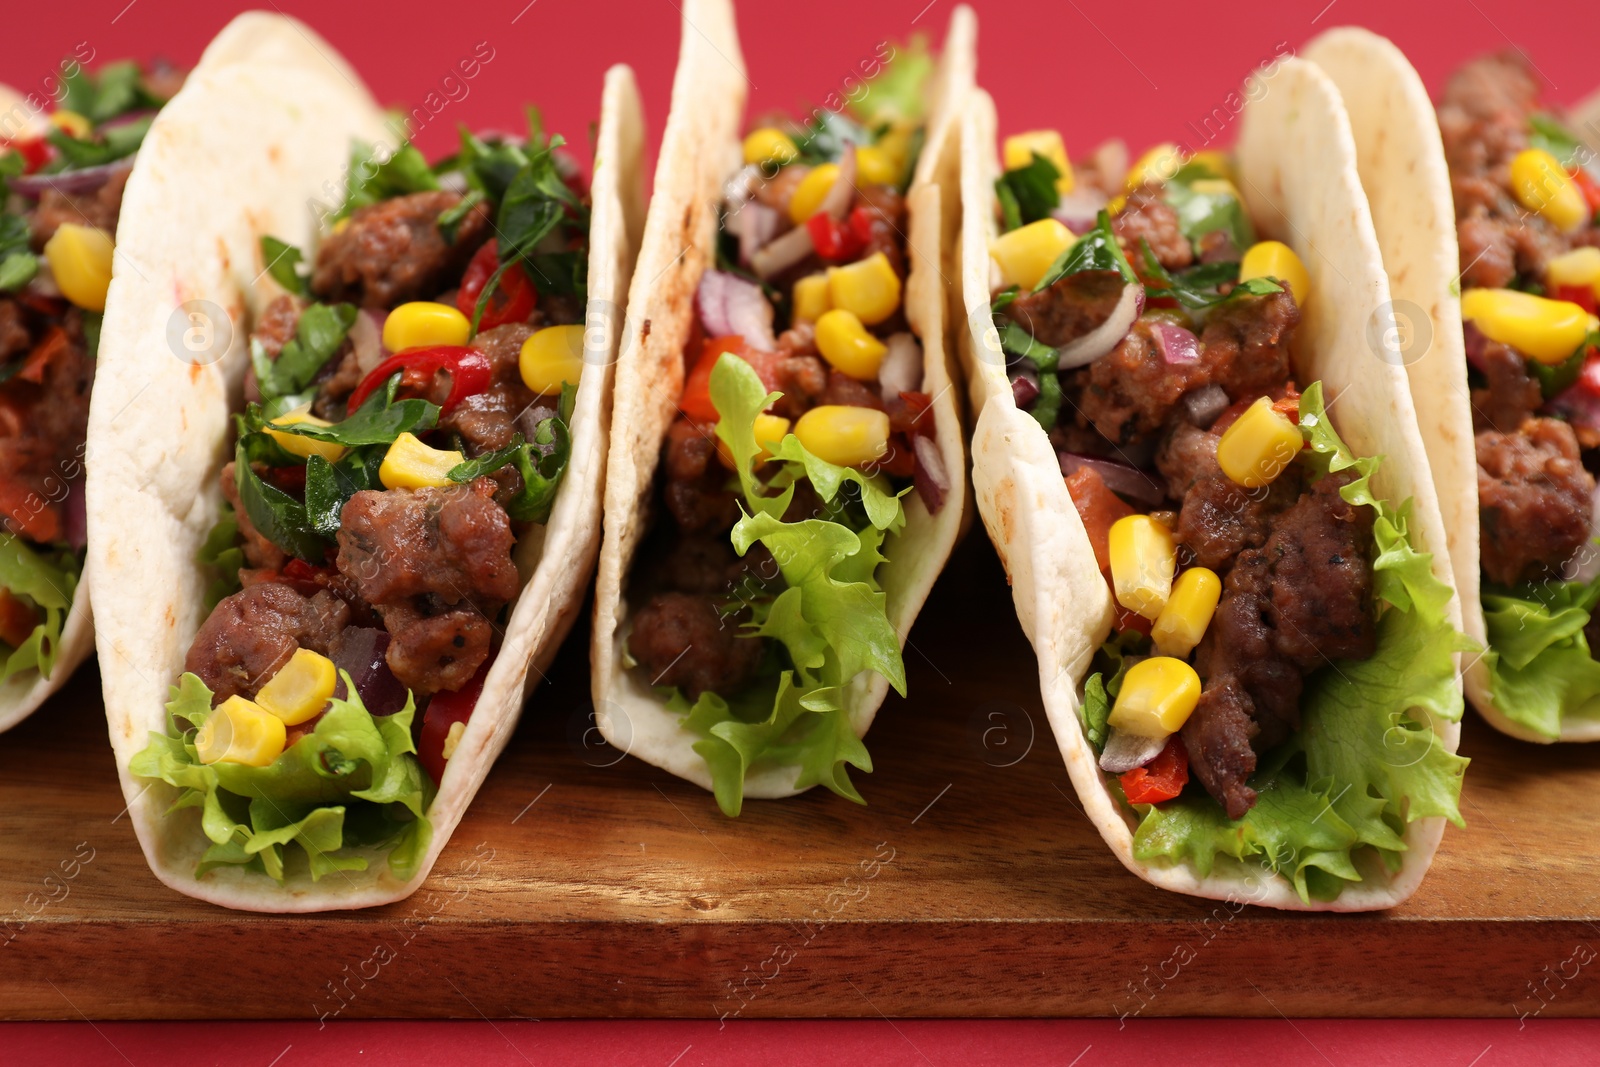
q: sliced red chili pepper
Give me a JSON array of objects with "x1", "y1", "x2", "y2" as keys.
[
  {"x1": 807, "y1": 212, "x2": 866, "y2": 262},
  {"x1": 1570, "y1": 166, "x2": 1600, "y2": 218},
  {"x1": 1553, "y1": 284, "x2": 1599, "y2": 316},
  {"x1": 1, "y1": 137, "x2": 51, "y2": 174},
  {"x1": 1119, "y1": 735, "x2": 1189, "y2": 804},
  {"x1": 457, "y1": 240, "x2": 537, "y2": 331},
  {"x1": 419, "y1": 661, "x2": 489, "y2": 785},
  {"x1": 347, "y1": 345, "x2": 491, "y2": 415}
]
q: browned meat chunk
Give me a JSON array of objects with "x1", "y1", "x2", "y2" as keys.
[
  {"x1": 0, "y1": 307, "x2": 95, "y2": 544},
  {"x1": 29, "y1": 166, "x2": 130, "y2": 248},
  {"x1": 1113, "y1": 186, "x2": 1192, "y2": 271},
  {"x1": 0, "y1": 300, "x2": 30, "y2": 363},
  {"x1": 311, "y1": 191, "x2": 490, "y2": 308},
  {"x1": 1477, "y1": 418, "x2": 1594, "y2": 585},
  {"x1": 626, "y1": 591, "x2": 763, "y2": 699},
  {"x1": 662, "y1": 419, "x2": 738, "y2": 534},
  {"x1": 1469, "y1": 332, "x2": 1544, "y2": 434},
  {"x1": 853, "y1": 184, "x2": 908, "y2": 277},
  {"x1": 1180, "y1": 681, "x2": 1259, "y2": 821},
  {"x1": 336, "y1": 478, "x2": 519, "y2": 694},
  {"x1": 185, "y1": 582, "x2": 349, "y2": 702},
  {"x1": 1005, "y1": 270, "x2": 1125, "y2": 349},
  {"x1": 1456, "y1": 213, "x2": 1516, "y2": 290},
  {"x1": 1157, "y1": 423, "x2": 1303, "y2": 571},
  {"x1": 1196, "y1": 290, "x2": 1299, "y2": 403},
  {"x1": 439, "y1": 323, "x2": 541, "y2": 453},
  {"x1": 218, "y1": 461, "x2": 288, "y2": 573},
  {"x1": 1264, "y1": 471, "x2": 1376, "y2": 669}
]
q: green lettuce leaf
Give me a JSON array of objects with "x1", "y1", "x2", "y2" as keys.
[
  {"x1": 1481, "y1": 579, "x2": 1600, "y2": 739},
  {"x1": 672, "y1": 353, "x2": 907, "y2": 817},
  {"x1": 0, "y1": 533, "x2": 79, "y2": 682},
  {"x1": 129, "y1": 671, "x2": 434, "y2": 883},
  {"x1": 853, "y1": 35, "x2": 932, "y2": 128},
  {"x1": 197, "y1": 504, "x2": 245, "y2": 610},
  {"x1": 1129, "y1": 381, "x2": 1472, "y2": 902}
]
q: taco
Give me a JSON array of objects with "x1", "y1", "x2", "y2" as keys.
[
  {"x1": 0, "y1": 59, "x2": 189, "y2": 734},
  {"x1": 1308, "y1": 29, "x2": 1600, "y2": 743},
  {"x1": 87, "y1": 18, "x2": 644, "y2": 910},
  {"x1": 958, "y1": 56, "x2": 1469, "y2": 908},
  {"x1": 590, "y1": 0, "x2": 973, "y2": 815}
]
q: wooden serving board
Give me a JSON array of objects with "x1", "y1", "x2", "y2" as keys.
[{"x1": 2, "y1": 536, "x2": 1597, "y2": 1020}]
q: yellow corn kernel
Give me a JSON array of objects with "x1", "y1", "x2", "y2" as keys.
[
  {"x1": 789, "y1": 163, "x2": 841, "y2": 224},
  {"x1": 49, "y1": 109, "x2": 92, "y2": 139},
  {"x1": 743, "y1": 127, "x2": 798, "y2": 169},
  {"x1": 520, "y1": 323, "x2": 586, "y2": 395},
  {"x1": 815, "y1": 309, "x2": 888, "y2": 380},
  {"x1": 875, "y1": 124, "x2": 916, "y2": 175},
  {"x1": 331, "y1": 217, "x2": 351, "y2": 236},
  {"x1": 1107, "y1": 657, "x2": 1202, "y2": 739},
  {"x1": 1239, "y1": 240, "x2": 1309, "y2": 307},
  {"x1": 1151, "y1": 567, "x2": 1222, "y2": 659},
  {"x1": 854, "y1": 145, "x2": 900, "y2": 186},
  {"x1": 793, "y1": 272, "x2": 832, "y2": 323},
  {"x1": 717, "y1": 412, "x2": 791, "y2": 470},
  {"x1": 1509, "y1": 148, "x2": 1589, "y2": 235},
  {"x1": 1108, "y1": 514, "x2": 1177, "y2": 621},
  {"x1": 43, "y1": 223, "x2": 113, "y2": 312},
  {"x1": 990, "y1": 218, "x2": 1075, "y2": 291},
  {"x1": 380, "y1": 432, "x2": 464, "y2": 490},
  {"x1": 255, "y1": 648, "x2": 339, "y2": 726},
  {"x1": 1186, "y1": 150, "x2": 1234, "y2": 183},
  {"x1": 1127, "y1": 142, "x2": 1183, "y2": 189},
  {"x1": 1546, "y1": 247, "x2": 1600, "y2": 298},
  {"x1": 195, "y1": 696, "x2": 287, "y2": 767},
  {"x1": 827, "y1": 252, "x2": 902, "y2": 326},
  {"x1": 266, "y1": 405, "x2": 347, "y2": 463},
  {"x1": 1460, "y1": 288, "x2": 1591, "y2": 366},
  {"x1": 1003, "y1": 129, "x2": 1074, "y2": 194},
  {"x1": 1216, "y1": 397, "x2": 1303, "y2": 489},
  {"x1": 383, "y1": 301, "x2": 471, "y2": 352},
  {"x1": 794, "y1": 405, "x2": 890, "y2": 468}
]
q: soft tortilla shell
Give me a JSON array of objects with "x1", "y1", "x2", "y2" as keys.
[
  {"x1": 88, "y1": 41, "x2": 644, "y2": 908},
  {"x1": 590, "y1": 0, "x2": 973, "y2": 798},
  {"x1": 1310, "y1": 29, "x2": 1599, "y2": 744},
  {"x1": 958, "y1": 56, "x2": 1462, "y2": 909}
]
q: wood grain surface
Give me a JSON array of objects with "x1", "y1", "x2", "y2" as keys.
[{"x1": 1, "y1": 536, "x2": 1597, "y2": 1021}]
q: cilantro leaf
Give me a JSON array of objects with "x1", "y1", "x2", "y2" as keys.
[
  {"x1": 252, "y1": 303, "x2": 357, "y2": 403},
  {"x1": 260, "y1": 236, "x2": 309, "y2": 297},
  {"x1": 0, "y1": 214, "x2": 38, "y2": 293},
  {"x1": 445, "y1": 384, "x2": 575, "y2": 525},
  {"x1": 1033, "y1": 210, "x2": 1137, "y2": 292},
  {"x1": 995, "y1": 153, "x2": 1061, "y2": 229},
  {"x1": 337, "y1": 141, "x2": 441, "y2": 220}
]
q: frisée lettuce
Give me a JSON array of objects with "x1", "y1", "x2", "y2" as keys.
[
  {"x1": 1481, "y1": 578, "x2": 1600, "y2": 739},
  {"x1": 668, "y1": 354, "x2": 907, "y2": 817},
  {"x1": 1110, "y1": 382, "x2": 1472, "y2": 902}
]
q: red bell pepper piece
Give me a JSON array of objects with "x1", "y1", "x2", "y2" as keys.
[
  {"x1": 1, "y1": 137, "x2": 51, "y2": 174},
  {"x1": 347, "y1": 345, "x2": 492, "y2": 415},
  {"x1": 807, "y1": 212, "x2": 866, "y2": 262},
  {"x1": 457, "y1": 240, "x2": 537, "y2": 331},
  {"x1": 1119, "y1": 736, "x2": 1189, "y2": 805},
  {"x1": 418, "y1": 662, "x2": 489, "y2": 785},
  {"x1": 1570, "y1": 166, "x2": 1600, "y2": 219},
  {"x1": 1553, "y1": 284, "x2": 1598, "y2": 316}
]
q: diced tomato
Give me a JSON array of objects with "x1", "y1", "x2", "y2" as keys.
[
  {"x1": 0, "y1": 589, "x2": 40, "y2": 648},
  {"x1": 18, "y1": 326, "x2": 70, "y2": 385},
  {"x1": 1577, "y1": 354, "x2": 1600, "y2": 398},
  {"x1": 680, "y1": 335, "x2": 780, "y2": 422},
  {"x1": 1119, "y1": 736, "x2": 1189, "y2": 804},
  {"x1": 418, "y1": 663, "x2": 489, "y2": 786},
  {"x1": 1, "y1": 137, "x2": 51, "y2": 174},
  {"x1": 0, "y1": 477, "x2": 58, "y2": 543},
  {"x1": 1113, "y1": 602, "x2": 1153, "y2": 637},
  {"x1": 456, "y1": 240, "x2": 537, "y2": 331},
  {"x1": 887, "y1": 390, "x2": 933, "y2": 437},
  {"x1": 877, "y1": 434, "x2": 917, "y2": 478},
  {"x1": 807, "y1": 212, "x2": 866, "y2": 262},
  {"x1": 1571, "y1": 166, "x2": 1600, "y2": 218},
  {"x1": 1553, "y1": 284, "x2": 1598, "y2": 316},
  {"x1": 1065, "y1": 466, "x2": 1135, "y2": 573}
]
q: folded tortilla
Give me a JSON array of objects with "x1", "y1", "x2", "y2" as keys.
[
  {"x1": 1308, "y1": 28, "x2": 1600, "y2": 744},
  {"x1": 589, "y1": 0, "x2": 974, "y2": 799},
  {"x1": 0, "y1": 26, "x2": 364, "y2": 738},
  {"x1": 957, "y1": 56, "x2": 1464, "y2": 909},
  {"x1": 87, "y1": 16, "x2": 644, "y2": 910}
]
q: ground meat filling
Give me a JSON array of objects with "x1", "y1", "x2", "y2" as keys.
[
  {"x1": 1005, "y1": 270, "x2": 1125, "y2": 349},
  {"x1": 311, "y1": 191, "x2": 492, "y2": 309},
  {"x1": 336, "y1": 478, "x2": 520, "y2": 695},
  {"x1": 1113, "y1": 186, "x2": 1193, "y2": 272},
  {"x1": 438, "y1": 323, "x2": 540, "y2": 454},
  {"x1": 1476, "y1": 419, "x2": 1595, "y2": 586},
  {"x1": 185, "y1": 583, "x2": 351, "y2": 703},
  {"x1": 628, "y1": 592, "x2": 765, "y2": 700},
  {"x1": 0, "y1": 304, "x2": 95, "y2": 543},
  {"x1": 29, "y1": 165, "x2": 131, "y2": 249},
  {"x1": 1469, "y1": 331, "x2": 1544, "y2": 434}
]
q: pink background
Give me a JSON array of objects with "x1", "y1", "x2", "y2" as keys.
[{"x1": 4, "y1": 0, "x2": 1598, "y2": 1061}]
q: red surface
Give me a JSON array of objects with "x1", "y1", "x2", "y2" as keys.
[{"x1": 2, "y1": 0, "x2": 1597, "y2": 1054}]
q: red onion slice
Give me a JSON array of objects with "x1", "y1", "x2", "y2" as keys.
[
  {"x1": 696, "y1": 269, "x2": 775, "y2": 350},
  {"x1": 351, "y1": 310, "x2": 386, "y2": 374},
  {"x1": 913, "y1": 434, "x2": 949, "y2": 514},
  {"x1": 752, "y1": 223, "x2": 815, "y2": 280},
  {"x1": 1055, "y1": 283, "x2": 1144, "y2": 370},
  {"x1": 1152, "y1": 322, "x2": 1200, "y2": 365},
  {"x1": 878, "y1": 333, "x2": 922, "y2": 396},
  {"x1": 1051, "y1": 188, "x2": 1110, "y2": 235},
  {"x1": 818, "y1": 144, "x2": 858, "y2": 222},
  {"x1": 1098, "y1": 726, "x2": 1165, "y2": 774},
  {"x1": 331, "y1": 627, "x2": 408, "y2": 717},
  {"x1": 10, "y1": 158, "x2": 133, "y2": 200},
  {"x1": 734, "y1": 201, "x2": 782, "y2": 267},
  {"x1": 1180, "y1": 383, "x2": 1229, "y2": 428},
  {"x1": 63, "y1": 479, "x2": 87, "y2": 553},
  {"x1": 1011, "y1": 368, "x2": 1041, "y2": 409},
  {"x1": 1058, "y1": 453, "x2": 1166, "y2": 507}
]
